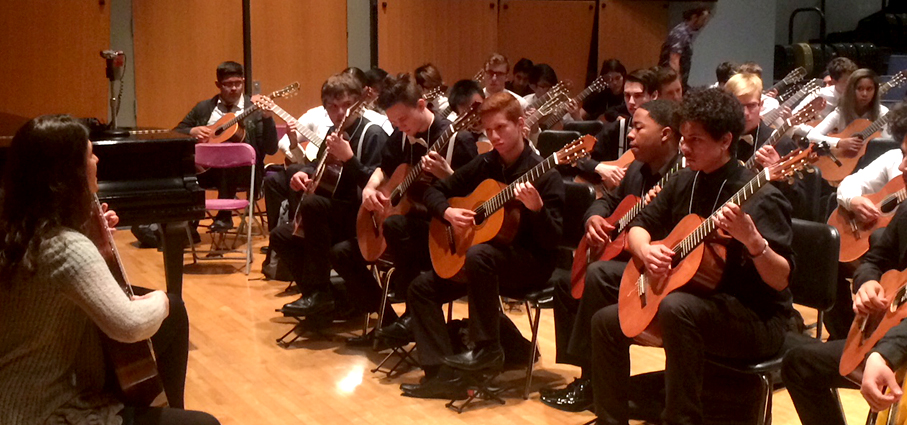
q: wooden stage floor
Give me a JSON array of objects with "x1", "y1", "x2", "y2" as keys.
[{"x1": 114, "y1": 224, "x2": 874, "y2": 425}]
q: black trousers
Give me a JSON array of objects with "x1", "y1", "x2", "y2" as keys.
[
  {"x1": 267, "y1": 194, "x2": 357, "y2": 294},
  {"x1": 117, "y1": 291, "x2": 218, "y2": 425},
  {"x1": 780, "y1": 339, "x2": 853, "y2": 425},
  {"x1": 824, "y1": 228, "x2": 887, "y2": 340},
  {"x1": 262, "y1": 167, "x2": 303, "y2": 232},
  {"x1": 591, "y1": 292, "x2": 787, "y2": 425},
  {"x1": 329, "y1": 239, "x2": 397, "y2": 321},
  {"x1": 408, "y1": 242, "x2": 553, "y2": 367}
]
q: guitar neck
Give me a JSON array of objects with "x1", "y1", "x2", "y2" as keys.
[
  {"x1": 672, "y1": 167, "x2": 773, "y2": 262},
  {"x1": 477, "y1": 152, "x2": 560, "y2": 216},
  {"x1": 269, "y1": 104, "x2": 324, "y2": 147},
  {"x1": 217, "y1": 103, "x2": 260, "y2": 131},
  {"x1": 857, "y1": 112, "x2": 891, "y2": 139},
  {"x1": 895, "y1": 188, "x2": 907, "y2": 204},
  {"x1": 541, "y1": 84, "x2": 599, "y2": 128},
  {"x1": 744, "y1": 121, "x2": 792, "y2": 170},
  {"x1": 763, "y1": 85, "x2": 814, "y2": 124},
  {"x1": 614, "y1": 161, "x2": 683, "y2": 234},
  {"x1": 395, "y1": 125, "x2": 458, "y2": 195}
]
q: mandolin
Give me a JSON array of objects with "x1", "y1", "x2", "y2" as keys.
[
  {"x1": 840, "y1": 267, "x2": 907, "y2": 376},
  {"x1": 814, "y1": 112, "x2": 892, "y2": 184},
  {"x1": 356, "y1": 103, "x2": 481, "y2": 261},
  {"x1": 87, "y1": 195, "x2": 167, "y2": 407},
  {"x1": 205, "y1": 82, "x2": 299, "y2": 144},
  {"x1": 428, "y1": 135, "x2": 596, "y2": 279},
  {"x1": 830, "y1": 177, "x2": 906, "y2": 263},
  {"x1": 293, "y1": 87, "x2": 376, "y2": 237},
  {"x1": 617, "y1": 148, "x2": 815, "y2": 338},
  {"x1": 570, "y1": 158, "x2": 684, "y2": 299}
]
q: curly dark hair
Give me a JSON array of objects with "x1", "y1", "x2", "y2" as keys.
[
  {"x1": 680, "y1": 87, "x2": 745, "y2": 142},
  {"x1": 641, "y1": 99, "x2": 682, "y2": 139},
  {"x1": 0, "y1": 114, "x2": 96, "y2": 285},
  {"x1": 376, "y1": 73, "x2": 423, "y2": 111},
  {"x1": 888, "y1": 101, "x2": 907, "y2": 145}
]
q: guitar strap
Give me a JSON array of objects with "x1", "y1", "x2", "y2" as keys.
[
  {"x1": 355, "y1": 122, "x2": 377, "y2": 160},
  {"x1": 446, "y1": 128, "x2": 458, "y2": 164},
  {"x1": 617, "y1": 117, "x2": 630, "y2": 157}
]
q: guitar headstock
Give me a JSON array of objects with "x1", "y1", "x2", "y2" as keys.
[
  {"x1": 588, "y1": 75, "x2": 609, "y2": 94},
  {"x1": 884, "y1": 70, "x2": 907, "y2": 93},
  {"x1": 423, "y1": 87, "x2": 443, "y2": 102},
  {"x1": 453, "y1": 101, "x2": 482, "y2": 132},
  {"x1": 268, "y1": 82, "x2": 300, "y2": 99},
  {"x1": 254, "y1": 95, "x2": 276, "y2": 111},
  {"x1": 768, "y1": 145, "x2": 816, "y2": 184},
  {"x1": 336, "y1": 87, "x2": 377, "y2": 131},
  {"x1": 784, "y1": 67, "x2": 807, "y2": 85},
  {"x1": 473, "y1": 69, "x2": 484, "y2": 82},
  {"x1": 555, "y1": 134, "x2": 596, "y2": 166},
  {"x1": 790, "y1": 96, "x2": 826, "y2": 126}
]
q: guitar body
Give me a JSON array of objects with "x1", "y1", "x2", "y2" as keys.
[
  {"x1": 829, "y1": 178, "x2": 906, "y2": 262},
  {"x1": 104, "y1": 339, "x2": 167, "y2": 406},
  {"x1": 574, "y1": 151, "x2": 637, "y2": 197},
  {"x1": 570, "y1": 195, "x2": 640, "y2": 299},
  {"x1": 428, "y1": 179, "x2": 520, "y2": 279},
  {"x1": 618, "y1": 214, "x2": 726, "y2": 337},
  {"x1": 840, "y1": 267, "x2": 907, "y2": 376},
  {"x1": 356, "y1": 164, "x2": 414, "y2": 261},
  {"x1": 814, "y1": 119, "x2": 877, "y2": 183},
  {"x1": 292, "y1": 156, "x2": 344, "y2": 237},
  {"x1": 207, "y1": 113, "x2": 246, "y2": 144}
]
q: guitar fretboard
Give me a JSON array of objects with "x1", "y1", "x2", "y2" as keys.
[
  {"x1": 672, "y1": 167, "x2": 773, "y2": 261},
  {"x1": 615, "y1": 159, "x2": 684, "y2": 233},
  {"x1": 762, "y1": 80, "x2": 818, "y2": 125},
  {"x1": 857, "y1": 112, "x2": 891, "y2": 139},
  {"x1": 524, "y1": 82, "x2": 568, "y2": 128},
  {"x1": 743, "y1": 122, "x2": 792, "y2": 170},
  {"x1": 269, "y1": 104, "x2": 324, "y2": 148},
  {"x1": 475, "y1": 152, "x2": 561, "y2": 218},
  {"x1": 540, "y1": 77, "x2": 606, "y2": 128},
  {"x1": 392, "y1": 111, "x2": 477, "y2": 198}
]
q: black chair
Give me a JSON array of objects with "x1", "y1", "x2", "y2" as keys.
[
  {"x1": 855, "y1": 136, "x2": 900, "y2": 173},
  {"x1": 564, "y1": 120, "x2": 605, "y2": 138},
  {"x1": 707, "y1": 218, "x2": 840, "y2": 425},
  {"x1": 537, "y1": 130, "x2": 581, "y2": 159}
]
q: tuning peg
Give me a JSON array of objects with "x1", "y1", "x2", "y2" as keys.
[{"x1": 795, "y1": 170, "x2": 803, "y2": 179}]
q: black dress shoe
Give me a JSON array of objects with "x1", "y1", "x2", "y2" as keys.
[
  {"x1": 375, "y1": 316, "x2": 413, "y2": 343},
  {"x1": 280, "y1": 292, "x2": 335, "y2": 316},
  {"x1": 540, "y1": 377, "x2": 593, "y2": 412},
  {"x1": 210, "y1": 217, "x2": 234, "y2": 232},
  {"x1": 401, "y1": 375, "x2": 467, "y2": 400},
  {"x1": 345, "y1": 329, "x2": 375, "y2": 347},
  {"x1": 442, "y1": 344, "x2": 505, "y2": 372}
]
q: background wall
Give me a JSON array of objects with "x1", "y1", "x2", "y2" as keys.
[{"x1": 669, "y1": 0, "x2": 778, "y2": 87}]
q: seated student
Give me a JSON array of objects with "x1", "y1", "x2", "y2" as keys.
[
  {"x1": 807, "y1": 68, "x2": 890, "y2": 158},
  {"x1": 365, "y1": 67, "x2": 389, "y2": 103},
  {"x1": 589, "y1": 88, "x2": 794, "y2": 425},
  {"x1": 542, "y1": 99, "x2": 683, "y2": 412},
  {"x1": 576, "y1": 68, "x2": 659, "y2": 191},
  {"x1": 400, "y1": 92, "x2": 564, "y2": 400},
  {"x1": 0, "y1": 115, "x2": 218, "y2": 425},
  {"x1": 781, "y1": 102, "x2": 907, "y2": 425},
  {"x1": 524, "y1": 63, "x2": 579, "y2": 134},
  {"x1": 175, "y1": 61, "x2": 278, "y2": 231},
  {"x1": 273, "y1": 74, "x2": 387, "y2": 318},
  {"x1": 482, "y1": 53, "x2": 530, "y2": 110},
  {"x1": 792, "y1": 57, "x2": 858, "y2": 136},
  {"x1": 736, "y1": 61, "x2": 780, "y2": 114},
  {"x1": 724, "y1": 73, "x2": 797, "y2": 165},
  {"x1": 653, "y1": 66, "x2": 683, "y2": 102},
  {"x1": 447, "y1": 79, "x2": 486, "y2": 121},
  {"x1": 330, "y1": 74, "x2": 479, "y2": 346},
  {"x1": 582, "y1": 59, "x2": 629, "y2": 122},
  {"x1": 415, "y1": 63, "x2": 449, "y2": 115},
  {"x1": 710, "y1": 60, "x2": 738, "y2": 88},
  {"x1": 506, "y1": 57, "x2": 535, "y2": 97},
  {"x1": 344, "y1": 67, "x2": 394, "y2": 135}
]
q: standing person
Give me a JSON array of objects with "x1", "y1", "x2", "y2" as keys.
[
  {"x1": 659, "y1": 5, "x2": 712, "y2": 89},
  {"x1": 0, "y1": 115, "x2": 219, "y2": 425},
  {"x1": 175, "y1": 61, "x2": 278, "y2": 231},
  {"x1": 401, "y1": 92, "x2": 564, "y2": 399}
]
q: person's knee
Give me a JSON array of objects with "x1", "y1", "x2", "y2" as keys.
[
  {"x1": 585, "y1": 261, "x2": 622, "y2": 298},
  {"x1": 186, "y1": 410, "x2": 221, "y2": 425},
  {"x1": 591, "y1": 305, "x2": 621, "y2": 341},
  {"x1": 464, "y1": 244, "x2": 498, "y2": 275},
  {"x1": 382, "y1": 214, "x2": 408, "y2": 241},
  {"x1": 656, "y1": 292, "x2": 698, "y2": 327},
  {"x1": 780, "y1": 343, "x2": 822, "y2": 386}
]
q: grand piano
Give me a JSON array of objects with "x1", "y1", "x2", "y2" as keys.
[{"x1": 0, "y1": 114, "x2": 205, "y2": 298}]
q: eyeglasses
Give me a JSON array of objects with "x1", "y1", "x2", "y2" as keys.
[
  {"x1": 485, "y1": 70, "x2": 507, "y2": 79},
  {"x1": 219, "y1": 79, "x2": 244, "y2": 89}
]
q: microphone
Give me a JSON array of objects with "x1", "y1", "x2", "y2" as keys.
[{"x1": 100, "y1": 50, "x2": 126, "y2": 82}]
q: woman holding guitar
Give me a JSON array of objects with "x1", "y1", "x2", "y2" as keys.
[
  {"x1": 589, "y1": 88, "x2": 795, "y2": 425},
  {"x1": 782, "y1": 102, "x2": 907, "y2": 425},
  {"x1": 807, "y1": 68, "x2": 889, "y2": 159},
  {"x1": 0, "y1": 115, "x2": 217, "y2": 424}
]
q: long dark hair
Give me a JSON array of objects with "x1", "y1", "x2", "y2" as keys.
[
  {"x1": 0, "y1": 114, "x2": 95, "y2": 284},
  {"x1": 838, "y1": 68, "x2": 882, "y2": 124}
]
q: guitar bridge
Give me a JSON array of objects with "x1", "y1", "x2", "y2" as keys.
[
  {"x1": 637, "y1": 274, "x2": 647, "y2": 307},
  {"x1": 369, "y1": 212, "x2": 380, "y2": 237},
  {"x1": 446, "y1": 225, "x2": 456, "y2": 254}
]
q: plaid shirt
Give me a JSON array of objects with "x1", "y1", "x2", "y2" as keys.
[{"x1": 659, "y1": 22, "x2": 696, "y2": 86}]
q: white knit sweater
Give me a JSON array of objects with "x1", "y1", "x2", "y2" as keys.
[{"x1": 0, "y1": 229, "x2": 168, "y2": 425}]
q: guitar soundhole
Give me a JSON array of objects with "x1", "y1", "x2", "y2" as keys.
[
  {"x1": 390, "y1": 190, "x2": 402, "y2": 207},
  {"x1": 893, "y1": 286, "x2": 907, "y2": 312},
  {"x1": 474, "y1": 211, "x2": 487, "y2": 226},
  {"x1": 880, "y1": 196, "x2": 899, "y2": 214}
]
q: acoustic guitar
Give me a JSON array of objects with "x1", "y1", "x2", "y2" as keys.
[
  {"x1": 87, "y1": 195, "x2": 167, "y2": 407},
  {"x1": 293, "y1": 87, "x2": 376, "y2": 237},
  {"x1": 570, "y1": 158, "x2": 684, "y2": 299},
  {"x1": 523, "y1": 81, "x2": 570, "y2": 130},
  {"x1": 255, "y1": 96, "x2": 324, "y2": 162},
  {"x1": 428, "y1": 134, "x2": 596, "y2": 279},
  {"x1": 575, "y1": 149, "x2": 637, "y2": 198},
  {"x1": 761, "y1": 77, "x2": 819, "y2": 127},
  {"x1": 745, "y1": 96, "x2": 824, "y2": 172},
  {"x1": 539, "y1": 75, "x2": 609, "y2": 131},
  {"x1": 356, "y1": 103, "x2": 481, "y2": 261},
  {"x1": 829, "y1": 177, "x2": 906, "y2": 263},
  {"x1": 840, "y1": 267, "x2": 907, "y2": 376},
  {"x1": 617, "y1": 148, "x2": 815, "y2": 338},
  {"x1": 205, "y1": 82, "x2": 299, "y2": 144},
  {"x1": 814, "y1": 112, "x2": 892, "y2": 184},
  {"x1": 879, "y1": 70, "x2": 907, "y2": 97},
  {"x1": 764, "y1": 66, "x2": 806, "y2": 97},
  {"x1": 866, "y1": 368, "x2": 907, "y2": 425}
]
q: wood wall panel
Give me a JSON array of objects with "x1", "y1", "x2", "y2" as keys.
[
  {"x1": 250, "y1": 0, "x2": 348, "y2": 119},
  {"x1": 0, "y1": 1, "x2": 110, "y2": 124},
  {"x1": 133, "y1": 0, "x2": 243, "y2": 129},
  {"x1": 599, "y1": 0, "x2": 669, "y2": 73},
  {"x1": 498, "y1": 0, "x2": 595, "y2": 96},
  {"x1": 378, "y1": 0, "x2": 497, "y2": 85}
]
